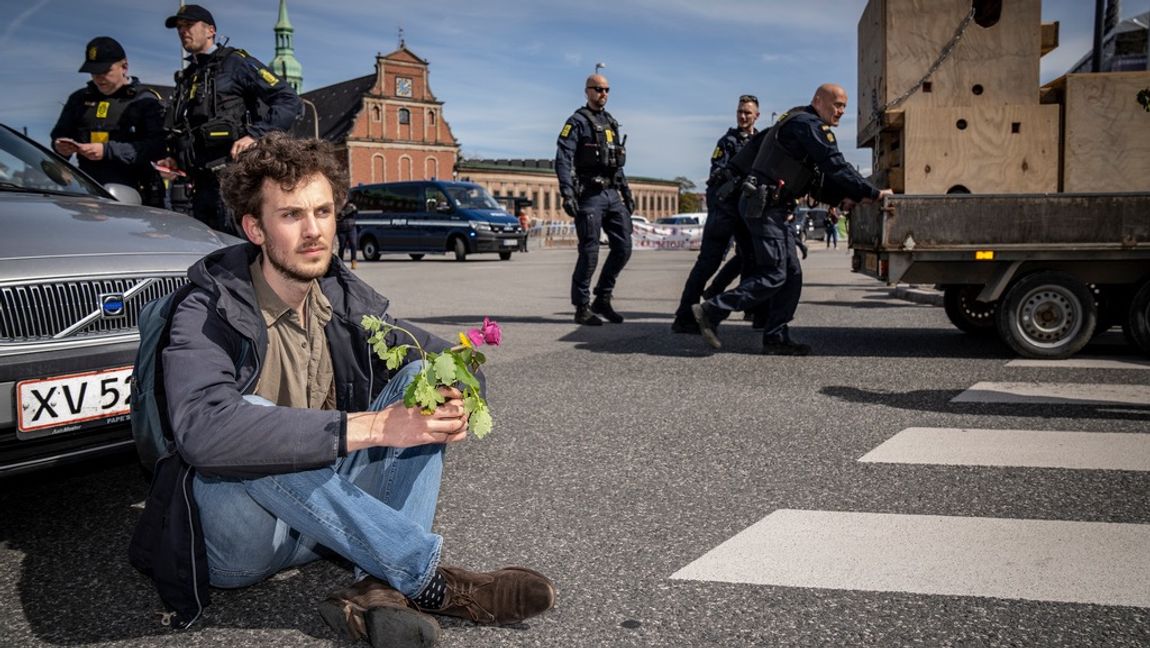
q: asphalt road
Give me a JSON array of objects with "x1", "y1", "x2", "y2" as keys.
[{"x1": 1, "y1": 244, "x2": 1147, "y2": 647}]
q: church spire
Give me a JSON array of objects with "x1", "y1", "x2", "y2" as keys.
[{"x1": 270, "y1": 0, "x2": 303, "y2": 92}]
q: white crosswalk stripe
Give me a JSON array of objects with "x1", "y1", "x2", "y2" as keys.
[
  {"x1": 674, "y1": 361, "x2": 1150, "y2": 608},
  {"x1": 670, "y1": 510, "x2": 1150, "y2": 607},
  {"x1": 952, "y1": 381, "x2": 1150, "y2": 406},
  {"x1": 859, "y1": 427, "x2": 1150, "y2": 471}
]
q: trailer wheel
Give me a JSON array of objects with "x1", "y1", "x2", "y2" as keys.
[
  {"x1": 1125, "y1": 281, "x2": 1150, "y2": 355},
  {"x1": 360, "y1": 236, "x2": 380, "y2": 261},
  {"x1": 409, "y1": 254, "x2": 425, "y2": 261},
  {"x1": 996, "y1": 271, "x2": 1096, "y2": 359},
  {"x1": 943, "y1": 286, "x2": 997, "y2": 335}
]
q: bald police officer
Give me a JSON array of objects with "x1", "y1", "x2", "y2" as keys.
[
  {"x1": 555, "y1": 74, "x2": 635, "y2": 326},
  {"x1": 693, "y1": 83, "x2": 892, "y2": 355},
  {"x1": 158, "y1": 4, "x2": 302, "y2": 233},
  {"x1": 51, "y1": 37, "x2": 166, "y2": 207}
]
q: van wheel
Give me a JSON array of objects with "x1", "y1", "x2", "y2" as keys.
[
  {"x1": 361, "y1": 236, "x2": 380, "y2": 261},
  {"x1": 451, "y1": 237, "x2": 468, "y2": 261},
  {"x1": 996, "y1": 271, "x2": 1096, "y2": 359},
  {"x1": 943, "y1": 285, "x2": 997, "y2": 335},
  {"x1": 1125, "y1": 280, "x2": 1150, "y2": 355},
  {"x1": 499, "y1": 251, "x2": 512, "y2": 261},
  {"x1": 409, "y1": 254, "x2": 425, "y2": 261}
]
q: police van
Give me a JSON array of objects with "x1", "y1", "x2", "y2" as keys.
[{"x1": 348, "y1": 180, "x2": 526, "y2": 261}]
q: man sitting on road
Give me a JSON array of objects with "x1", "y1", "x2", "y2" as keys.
[{"x1": 136, "y1": 133, "x2": 555, "y2": 648}]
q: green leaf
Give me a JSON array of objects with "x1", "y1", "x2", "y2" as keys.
[
  {"x1": 384, "y1": 346, "x2": 408, "y2": 370},
  {"x1": 413, "y1": 375, "x2": 445, "y2": 411},
  {"x1": 403, "y1": 380, "x2": 419, "y2": 409},
  {"x1": 431, "y1": 352, "x2": 457, "y2": 386},
  {"x1": 469, "y1": 402, "x2": 493, "y2": 439},
  {"x1": 453, "y1": 359, "x2": 480, "y2": 392},
  {"x1": 361, "y1": 314, "x2": 383, "y2": 333}
]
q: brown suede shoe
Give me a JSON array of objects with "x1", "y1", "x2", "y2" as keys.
[
  {"x1": 318, "y1": 576, "x2": 440, "y2": 647},
  {"x1": 419, "y1": 566, "x2": 556, "y2": 625}
]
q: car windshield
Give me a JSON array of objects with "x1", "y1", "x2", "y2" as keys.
[
  {"x1": 445, "y1": 185, "x2": 501, "y2": 210},
  {"x1": 0, "y1": 126, "x2": 107, "y2": 197}
]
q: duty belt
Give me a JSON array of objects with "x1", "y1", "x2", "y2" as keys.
[{"x1": 578, "y1": 175, "x2": 616, "y2": 190}]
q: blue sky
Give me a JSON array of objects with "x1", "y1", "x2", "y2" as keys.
[{"x1": 0, "y1": 0, "x2": 1127, "y2": 186}]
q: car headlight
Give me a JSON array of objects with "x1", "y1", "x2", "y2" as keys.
[{"x1": 469, "y1": 222, "x2": 492, "y2": 231}]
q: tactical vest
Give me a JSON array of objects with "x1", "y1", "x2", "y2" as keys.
[
  {"x1": 573, "y1": 107, "x2": 626, "y2": 175},
  {"x1": 731, "y1": 106, "x2": 815, "y2": 198},
  {"x1": 77, "y1": 88, "x2": 136, "y2": 145},
  {"x1": 168, "y1": 47, "x2": 247, "y2": 170}
]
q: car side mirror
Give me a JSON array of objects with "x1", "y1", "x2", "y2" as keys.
[{"x1": 105, "y1": 183, "x2": 143, "y2": 205}]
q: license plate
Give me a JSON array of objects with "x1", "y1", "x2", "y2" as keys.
[
  {"x1": 502, "y1": 239, "x2": 518, "y2": 247},
  {"x1": 17, "y1": 366, "x2": 132, "y2": 436}
]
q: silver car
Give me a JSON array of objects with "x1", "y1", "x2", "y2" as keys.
[{"x1": 0, "y1": 123, "x2": 237, "y2": 476}]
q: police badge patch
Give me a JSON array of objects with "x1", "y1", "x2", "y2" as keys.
[{"x1": 560, "y1": 124, "x2": 572, "y2": 138}]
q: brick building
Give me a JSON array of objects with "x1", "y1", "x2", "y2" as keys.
[
  {"x1": 456, "y1": 159, "x2": 680, "y2": 221},
  {"x1": 293, "y1": 44, "x2": 459, "y2": 186}
]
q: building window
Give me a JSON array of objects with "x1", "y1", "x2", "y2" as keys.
[
  {"x1": 372, "y1": 154, "x2": 385, "y2": 183},
  {"x1": 399, "y1": 155, "x2": 413, "y2": 181},
  {"x1": 372, "y1": 105, "x2": 381, "y2": 122},
  {"x1": 544, "y1": 192, "x2": 551, "y2": 210},
  {"x1": 398, "y1": 108, "x2": 411, "y2": 125},
  {"x1": 426, "y1": 156, "x2": 439, "y2": 179}
]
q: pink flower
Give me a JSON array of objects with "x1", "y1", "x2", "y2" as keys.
[
  {"x1": 466, "y1": 328, "x2": 485, "y2": 347},
  {"x1": 480, "y1": 317, "x2": 502, "y2": 346}
]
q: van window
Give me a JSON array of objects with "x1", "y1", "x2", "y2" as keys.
[
  {"x1": 425, "y1": 187, "x2": 451, "y2": 213},
  {"x1": 444, "y1": 185, "x2": 500, "y2": 210},
  {"x1": 353, "y1": 184, "x2": 422, "y2": 213}
]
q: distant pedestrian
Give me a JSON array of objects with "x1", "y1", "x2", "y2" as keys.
[
  {"x1": 51, "y1": 36, "x2": 166, "y2": 207},
  {"x1": 556, "y1": 73, "x2": 634, "y2": 325},
  {"x1": 337, "y1": 200, "x2": 359, "y2": 268},
  {"x1": 516, "y1": 206, "x2": 530, "y2": 252},
  {"x1": 825, "y1": 207, "x2": 839, "y2": 249}
]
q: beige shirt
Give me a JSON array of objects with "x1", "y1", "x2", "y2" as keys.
[{"x1": 249, "y1": 257, "x2": 336, "y2": 410}]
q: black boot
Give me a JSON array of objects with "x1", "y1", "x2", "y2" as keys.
[
  {"x1": 761, "y1": 337, "x2": 811, "y2": 356},
  {"x1": 574, "y1": 304, "x2": 603, "y2": 326},
  {"x1": 590, "y1": 295, "x2": 624, "y2": 323}
]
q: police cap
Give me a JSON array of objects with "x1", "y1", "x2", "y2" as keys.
[
  {"x1": 165, "y1": 4, "x2": 216, "y2": 29},
  {"x1": 79, "y1": 36, "x2": 126, "y2": 74}
]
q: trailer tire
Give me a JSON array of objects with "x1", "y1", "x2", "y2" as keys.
[
  {"x1": 943, "y1": 286, "x2": 997, "y2": 335},
  {"x1": 409, "y1": 254, "x2": 425, "y2": 261},
  {"x1": 996, "y1": 271, "x2": 1096, "y2": 359},
  {"x1": 1125, "y1": 281, "x2": 1150, "y2": 355}
]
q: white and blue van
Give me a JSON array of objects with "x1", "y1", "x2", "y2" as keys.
[{"x1": 348, "y1": 180, "x2": 526, "y2": 261}]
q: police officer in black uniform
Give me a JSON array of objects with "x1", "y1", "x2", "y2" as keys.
[
  {"x1": 51, "y1": 37, "x2": 166, "y2": 207},
  {"x1": 158, "y1": 4, "x2": 302, "y2": 233},
  {"x1": 671, "y1": 94, "x2": 761, "y2": 334},
  {"x1": 693, "y1": 83, "x2": 892, "y2": 355},
  {"x1": 555, "y1": 74, "x2": 635, "y2": 326}
]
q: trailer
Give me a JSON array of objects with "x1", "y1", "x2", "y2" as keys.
[{"x1": 849, "y1": 192, "x2": 1150, "y2": 358}]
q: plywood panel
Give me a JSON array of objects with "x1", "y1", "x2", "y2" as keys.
[
  {"x1": 858, "y1": 0, "x2": 1043, "y2": 145},
  {"x1": 902, "y1": 104, "x2": 1059, "y2": 194},
  {"x1": 1063, "y1": 72, "x2": 1150, "y2": 193}
]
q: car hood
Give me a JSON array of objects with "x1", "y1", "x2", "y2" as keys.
[
  {"x1": 470, "y1": 210, "x2": 518, "y2": 224},
  {"x1": 0, "y1": 193, "x2": 239, "y2": 277}
]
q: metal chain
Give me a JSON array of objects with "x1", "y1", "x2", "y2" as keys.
[{"x1": 869, "y1": 6, "x2": 977, "y2": 123}]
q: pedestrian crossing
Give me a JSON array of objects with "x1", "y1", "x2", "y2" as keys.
[{"x1": 672, "y1": 355, "x2": 1150, "y2": 608}]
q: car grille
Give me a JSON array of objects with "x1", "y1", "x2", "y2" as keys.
[
  {"x1": 0, "y1": 276, "x2": 188, "y2": 343},
  {"x1": 490, "y1": 224, "x2": 520, "y2": 233}
]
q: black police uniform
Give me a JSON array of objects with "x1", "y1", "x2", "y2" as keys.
[
  {"x1": 699, "y1": 105, "x2": 879, "y2": 350},
  {"x1": 167, "y1": 45, "x2": 302, "y2": 233},
  {"x1": 555, "y1": 106, "x2": 634, "y2": 319},
  {"x1": 50, "y1": 77, "x2": 166, "y2": 207},
  {"x1": 672, "y1": 126, "x2": 757, "y2": 329}
]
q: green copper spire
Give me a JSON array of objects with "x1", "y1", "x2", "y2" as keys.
[{"x1": 270, "y1": 0, "x2": 303, "y2": 92}]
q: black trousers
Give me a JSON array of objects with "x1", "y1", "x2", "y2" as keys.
[
  {"x1": 190, "y1": 172, "x2": 236, "y2": 236},
  {"x1": 705, "y1": 204, "x2": 803, "y2": 341},
  {"x1": 674, "y1": 186, "x2": 753, "y2": 321},
  {"x1": 571, "y1": 188, "x2": 632, "y2": 306}
]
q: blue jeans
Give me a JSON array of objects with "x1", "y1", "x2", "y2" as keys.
[{"x1": 193, "y1": 362, "x2": 443, "y2": 597}]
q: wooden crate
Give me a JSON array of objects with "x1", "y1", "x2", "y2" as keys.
[
  {"x1": 896, "y1": 104, "x2": 1060, "y2": 194},
  {"x1": 1062, "y1": 71, "x2": 1150, "y2": 193},
  {"x1": 857, "y1": 0, "x2": 1044, "y2": 147}
]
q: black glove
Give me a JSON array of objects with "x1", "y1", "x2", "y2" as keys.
[
  {"x1": 621, "y1": 189, "x2": 635, "y2": 215},
  {"x1": 562, "y1": 197, "x2": 578, "y2": 218}
]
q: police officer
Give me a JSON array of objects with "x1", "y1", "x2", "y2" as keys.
[
  {"x1": 51, "y1": 37, "x2": 166, "y2": 207},
  {"x1": 556, "y1": 74, "x2": 635, "y2": 326},
  {"x1": 671, "y1": 94, "x2": 761, "y2": 334},
  {"x1": 692, "y1": 83, "x2": 893, "y2": 355},
  {"x1": 157, "y1": 4, "x2": 302, "y2": 233}
]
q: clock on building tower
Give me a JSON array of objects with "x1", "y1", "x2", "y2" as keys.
[{"x1": 396, "y1": 77, "x2": 413, "y2": 97}]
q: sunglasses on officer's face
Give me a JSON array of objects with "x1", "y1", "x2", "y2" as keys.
[{"x1": 586, "y1": 86, "x2": 610, "y2": 94}]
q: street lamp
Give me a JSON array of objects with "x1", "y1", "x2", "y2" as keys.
[
  {"x1": 594, "y1": 62, "x2": 606, "y2": 74},
  {"x1": 300, "y1": 97, "x2": 319, "y2": 139}
]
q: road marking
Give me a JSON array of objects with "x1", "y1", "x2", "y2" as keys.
[
  {"x1": 1006, "y1": 358, "x2": 1150, "y2": 370},
  {"x1": 670, "y1": 509, "x2": 1150, "y2": 607},
  {"x1": 858, "y1": 427, "x2": 1150, "y2": 471},
  {"x1": 952, "y1": 382, "x2": 1150, "y2": 406}
]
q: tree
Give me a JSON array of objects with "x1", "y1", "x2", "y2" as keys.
[{"x1": 674, "y1": 176, "x2": 701, "y2": 213}]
